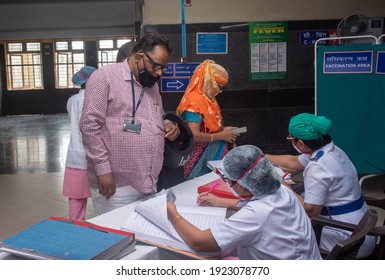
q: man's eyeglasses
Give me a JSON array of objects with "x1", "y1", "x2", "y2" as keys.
[{"x1": 143, "y1": 52, "x2": 168, "y2": 72}]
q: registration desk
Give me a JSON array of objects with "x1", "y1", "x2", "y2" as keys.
[{"x1": 0, "y1": 171, "x2": 220, "y2": 260}]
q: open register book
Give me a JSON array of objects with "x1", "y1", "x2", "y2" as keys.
[
  {"x1": 0, "y1": 216, "x2": 135, "y2": 260},
  {"x1": 121, "y1": 190, "x2": 227, "y2": 259}
]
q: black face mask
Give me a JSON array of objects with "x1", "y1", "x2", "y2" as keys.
[{"x1": 138, "y1": 67, "x2": 159, "y2": 88}]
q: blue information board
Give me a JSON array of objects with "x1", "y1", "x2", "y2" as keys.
[
  {"x1": 161, "y1": 78, "x2": 190, "y2": 93},
  {"x1": 175, "y1": 63, "x2": 200, "y2": 76},
  {"x1": 196, "y1": 32, "x2": 228, "y2": 54},
  {"x1": 323, "y1": 51, "x2": 373, "y2": 74},
  {"x1": 300, "y1": 30, "x2": 331, "y2": 46},
  {"x1": 161, "y1": 62, "x2": 200, "y2": 93},
  {"x1": 162, "y1": 63, "x2": 175, "y2": 77},
  {"x1": 376, "y1": 51, "x2": 385, "y2": 74}
]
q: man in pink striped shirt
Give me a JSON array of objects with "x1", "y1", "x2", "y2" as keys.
[{"x1": 80, "y1": 33, "x2": 179, "y2": 215}]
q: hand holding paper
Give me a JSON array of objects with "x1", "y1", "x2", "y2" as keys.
[{"x1": 232, "y1": 126, "x2": 247, "y2": 134}]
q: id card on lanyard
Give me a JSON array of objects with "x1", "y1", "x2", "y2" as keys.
[{"x1": 123, "y1": 72, "x2": 145, "y2": 134}]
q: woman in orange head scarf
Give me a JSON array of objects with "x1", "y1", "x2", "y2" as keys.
[{"x1": 176, "y1": 60, "x2": 240, "y2": 180}]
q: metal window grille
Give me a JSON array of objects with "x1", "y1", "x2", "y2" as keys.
[
  {"x1": 5, "y1": 42, "x2": 43, "y2": 91},
  {"x1": 98, "y1": 38, "x2": 133, "y2": 67},
  {"x1": 54, "y1": 40, "x2": 85, "y2": 89}
]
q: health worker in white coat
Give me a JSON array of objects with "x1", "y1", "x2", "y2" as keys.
[
  {"x1": 167, "y1": 145, "x2": 322, "y2": 260},
  {"x1": 62, "y1": 66, "x2": 96, "y2": 221},
  {"x1": 266, "y1": 113, "x2": 376, "y2": 259}
]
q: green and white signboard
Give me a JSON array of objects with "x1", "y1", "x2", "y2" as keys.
[{"x1": 249, "y1": 21, "x2": 288, "y2": 81}]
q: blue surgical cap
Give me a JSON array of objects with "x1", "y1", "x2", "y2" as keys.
[
  {"x1": 72, "y1": 66, "x2": 96, "y2": 86},
  {"x1": 221, "y1": 145, "x2": 281, "y2": 197}
]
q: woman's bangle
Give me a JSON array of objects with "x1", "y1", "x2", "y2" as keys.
[
  {"x1": 172, "y1": 215, "x2": 182, "y2": 226},
  {"x1": 210, "y1": 134, "x2": 214, "y2": 142}
]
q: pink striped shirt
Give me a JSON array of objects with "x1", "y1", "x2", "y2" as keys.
[{"x1": 80, "y1": 61, "x2": 167, "y2": 194}]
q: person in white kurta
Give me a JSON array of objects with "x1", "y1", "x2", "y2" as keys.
[
  {"x1": 166, "y1": 145, "x2": 322, "y2": 260},
  {"x1": 63, "y1": 66, "x2": 96, "y2": 220},
  {"x1": 267, "y1": 113, "x2": 376, "y2": 259}
]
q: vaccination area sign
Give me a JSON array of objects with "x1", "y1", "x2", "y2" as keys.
[
  {"x1": 323, "y1": 51, "x2": 373, "y2": 74},
  {"x1": 249, "y1": 21, "x2": 288, "y2": 81},
  {"x1": 161, "y1": 62, "x2": 200, "y2": 93}
]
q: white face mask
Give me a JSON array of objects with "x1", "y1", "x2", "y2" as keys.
[
  {"x1": 292, "y1": 143, "x2": 302, "y2": 154},
  {"x1": 228, "y1": 183, "x2": 242, "y2": 198}
]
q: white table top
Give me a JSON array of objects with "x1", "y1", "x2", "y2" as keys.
[{"x1": 88, "y1": 171, "x2": 220, "y2": 260}]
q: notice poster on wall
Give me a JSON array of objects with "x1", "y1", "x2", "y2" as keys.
[{"x1": 249, "y1": 21, "x2": 288, "y2": 81}]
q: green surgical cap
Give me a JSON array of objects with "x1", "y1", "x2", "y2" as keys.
[{"x1": 288, "y1": 113, "x2": 332, "y2": 140}]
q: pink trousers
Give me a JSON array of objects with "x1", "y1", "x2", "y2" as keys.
[{"x1": 68, "y1": 198, "x2": 88, "y2": 221}]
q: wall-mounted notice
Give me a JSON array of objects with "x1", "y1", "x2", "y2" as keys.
[
  {"x1": 323, "y1": 51, "x2": 373, "y2": 74},
  {"x1": 196, "y1": 32, "x2": 228, "y2": 54},
  {"x1": 249, "y1": 21, "x2": 288, "y2": 81}
]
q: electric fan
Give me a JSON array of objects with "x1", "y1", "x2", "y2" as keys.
[{"x1": 337, "y1": 14, "x2": 369, "y2": 37}]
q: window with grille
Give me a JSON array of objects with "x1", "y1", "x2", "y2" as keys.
[
  {"x1": 98, "y1": 38, "x2": 133, "y2": 67},
  {"x1": 54, "y1": 40, "x2": 85, "y2": 88},
  {"x1": 5, "y1": 42, "x2": 43, "y2": 91}
]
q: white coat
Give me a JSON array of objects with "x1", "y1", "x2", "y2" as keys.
[
  {"x1": 298, "y1": 141, "x2": 376, "y2": 258},
  {"x1": 211, "y1": 186, "x2": 322, "y2": 260}
]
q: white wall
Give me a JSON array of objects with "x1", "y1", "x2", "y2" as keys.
[
  {"x1": 0, "y1": 1, "x2": 136, "y2": 40},
  {"x1": 143, "y1": 0, "x2": 385, "y2": 25},
  {"x1": 0, "y1": 0, "x2": 383, "y2": 40}
]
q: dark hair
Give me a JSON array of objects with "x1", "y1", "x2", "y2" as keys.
[
  {"x1": 116, "y1": 41, "x2": 135, "y2": 63},
  {"x1": 301, "y1": 134, "x2": 332, "y2": 150},
  {"x1": 132, "y1": 32, "x2": 172, "y2": 54}
]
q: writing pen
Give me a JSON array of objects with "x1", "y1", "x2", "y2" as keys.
[
  {"x1": 282, "y1": 171, "x2": 290, "y2": 180},
  {"x1": 205, "y1": 182, "x2": 219, "y2": 195}
]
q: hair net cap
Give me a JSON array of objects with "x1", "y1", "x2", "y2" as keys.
[
  {"x1": 289, "y1": 113, "x2": 332, "y2": 140},
  {"x1": 221, "y1": 145, "x2": 281, "y2": 197},
  {"x1": 72, "y1": 66, "x2": 96, "y2": 86}
]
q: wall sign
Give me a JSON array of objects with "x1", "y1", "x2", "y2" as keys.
[
  {"x1": 196, "y1": 32, "x2": 228, "y2": 54},
  {"x1": 323, "y1": 51, "x2": 373, "y2": 74},
  {"x1": 161, "y1": 62, "x2": 200, "y2": 93},
  {"x1": 300, "y1": 30, "x2": 337, "y2": 46},
  {"x1": 249, "y1": 21, "x2": 288, "y2": 81}
]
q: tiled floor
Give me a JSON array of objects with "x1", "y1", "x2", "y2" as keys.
[
  {"x1": 0, "y1": 114, "x2": 95, "y2": 241},
  {"x1": 0, "y1": 114, "x2": 384, "y2": 242}
]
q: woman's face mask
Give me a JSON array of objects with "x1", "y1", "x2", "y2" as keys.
[
  {"x1": 226, "y1": 181, "x2": 242, "y2": 198},
  {"x1": 292, "y1": 143, "x2": 302, "y2": 154}
]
